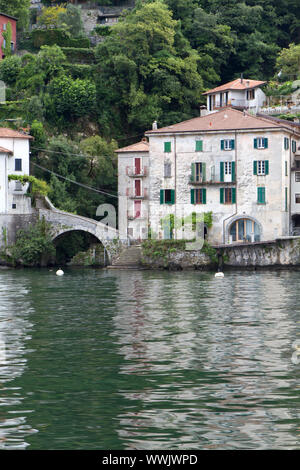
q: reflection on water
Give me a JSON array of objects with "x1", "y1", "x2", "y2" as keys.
[{"x1": 0, "y1": 268, "x2": 299, "y2": 449}]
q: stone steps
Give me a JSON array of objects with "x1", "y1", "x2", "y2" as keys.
[{"x1": 111, "y1": 246, "x2": 142, "y2": 267}]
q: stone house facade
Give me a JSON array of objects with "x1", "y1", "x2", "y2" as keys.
[{"x1": 117, "y1": 108, "x2": 300, "y2": 245}]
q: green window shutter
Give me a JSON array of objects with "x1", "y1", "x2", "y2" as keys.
[
  {"x1": 264, "y1": 138, "x2": 268, "y2": 149},
  {"x1": 220, "y1": 162, "x2": 224, "y2": 182},
  {"x1": 160, "y1": 189, "x2": 164, "y2": 204},
  {"x1": 284, "y1": 137, "x2": 289, "y2": 150},
  {"x1": 202, "y1": 162, "x2": 206, "y2": 181},
  {"x1": 265, "y1": 160, "x2": 269, "y2": 175},
  {"x1": 285, "y1": 161, "x2": 287, "y2": 176},
  {"x1": 254, "y1": 138, "x2": 257, "y2": 149},
  {"x1": 221, "y1": 140, "x2": 224, "y2": 150},
  {"x1": 191, "y1": 188, "x2": 195, "y2": 204},
  {"x1": 231, "y1": 139, "x2": 235, "y2": 150},
  {"x1": 285, "y1": 187, "x2": 288, "y2": 212},
  {"x1": 253, "y1": 160, "x2": 257, "y2": 175},
  {"x1": 170, "y1": 189, "x2": 175, "y2": 204},
  {"x1": 202, "y1": 188, "x2": 206, "y2": 204},
  {"x1": 191, "y1": 162, "x2": 195, "y2": 182},
  {"x1": 220, "y1": 188, "x2": 224, "y2": 204},
  {"x1": 231, "y1": 161, "x2": 235, "y2": 182},
  {"x1": 257, "y1": 187, "x2": 265, "y2": 204},
  {"x1": 196, "y1": 140, "x2": 203, "y2": 151},
  {"x1": 164, "y1": 141, "x2": 171, "y2": 152},
  {"x1": 292, "y1": 140, "x2": 296, "y2": 153},
  {"x1": 232, "y1": 187, "x2": 236, "y2": 204}
]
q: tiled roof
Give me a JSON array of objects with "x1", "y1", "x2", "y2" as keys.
[
  {"x1": 0, "y1": 127, "x2": 32, "y2": 139},
  {"x1": 0, "y1": 146, "x2": 12, "y2": 154},
  {"x1": 145, "y1": 108, "x2": 297, "y2": 135},
  {"x1": 203, "y1": 79, "x2": 266, "y2": 95},
  {"x1": 116, "y1": 139, "x2": 149, "y2": 153}
]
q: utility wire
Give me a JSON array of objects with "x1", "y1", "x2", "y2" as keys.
[{"x1": 31, "y1": 161, "x2": 119, "y2": 199}]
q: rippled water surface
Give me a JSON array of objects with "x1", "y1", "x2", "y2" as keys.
[{"x1": 0, "y1": 268, "x2": 299, "y2": 449}]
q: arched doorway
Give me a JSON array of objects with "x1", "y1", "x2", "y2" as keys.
[
  {"x1": 292, "y1": 214, "x2": 300, "y2": 235},
  {"x1": 229, "y1": 218, "x2": 261, "y2": 243}
]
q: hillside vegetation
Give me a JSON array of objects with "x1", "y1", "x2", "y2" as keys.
[{"x1": 0, "y1": 0, "x2": 299, "y2": 220}]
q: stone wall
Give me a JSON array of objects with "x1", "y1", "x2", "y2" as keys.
[
  {"x1": 0, "y1": 213, "x2": 38, "y2": 248},
  {"x1": 141, "y1": 237, "x2": 300, "y2": 270}
]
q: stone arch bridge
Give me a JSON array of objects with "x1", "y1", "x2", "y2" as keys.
[{"x1": 37, "y1": 197, "x2": 120, "y2": 262}]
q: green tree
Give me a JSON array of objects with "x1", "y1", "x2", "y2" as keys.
[
  {"x1": 58, "y1": 4, "x2": 85, "y2": 37},
  {"x1": 275, "y1": 43, "x2": 300, "y2": 80},
  {"x1": 0, "y1": 55, "x2": 21, "y2": 86},
  {"x1": 48, "y1": 75, "x2": 96, "y2": 118},
  {"x1": 95, "y1": 0, "x2": 203, "y2": 138},
  {"x1": 0, "y1": 0, "x2": 31, "y2": 30}
]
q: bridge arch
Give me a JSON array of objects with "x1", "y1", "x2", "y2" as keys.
[{"x1": 37, "y1": 199, "x2": 120, "y2": 263}]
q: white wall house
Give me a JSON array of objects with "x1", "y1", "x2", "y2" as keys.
[
  {"x1": 0, "y1": 128, "x2": 32, "y2": 215},
  {"x1": 204, "y1": 78, "x2": 267, "y2": 114},
  {"x1": 117, "y1": 108, "x2": 300, "y2": 245}
]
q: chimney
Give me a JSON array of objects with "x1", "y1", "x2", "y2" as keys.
[
  {"x1": 152, "y1": 120, "x2": 157, "y2": 130},
  {"x1": 240, "y1": 73, "x2": 243, "y2": 84}
]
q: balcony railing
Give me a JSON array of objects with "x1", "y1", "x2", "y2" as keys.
[
  {"x1": 127, "y1": 211, "x2": 147, "y2": 220},
  {"x1": 189, "y1": 175, "x2": 235, "y2": 185},
  {"x1": 127, "y1": 188, "x2": 148, "y2": 199},
  {"x1": 126, "y1": 166, "x2": 148, "y2": 177}
]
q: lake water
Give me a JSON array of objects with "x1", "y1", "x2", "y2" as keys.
[{"x1": 0, "y1": 268, "x2": 299, "y2": 450}]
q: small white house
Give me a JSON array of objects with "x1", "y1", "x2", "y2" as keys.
[
  {"x1": 0, "y1": 127, "x2": 32, "y2": 215},
  {"x1": 203, "y1": 78, "x2": 267, "y2": 114}
]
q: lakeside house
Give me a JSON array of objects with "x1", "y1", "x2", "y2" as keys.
[
  {"x1": 0, "y1": 12, "x2": 17, "y2": 60},
  {"x1": 117, "y1": 107, "x2": 300, "y2": 245},
  {"x1": 0, "y1": 127, "x2": 32, "y2": 214}
]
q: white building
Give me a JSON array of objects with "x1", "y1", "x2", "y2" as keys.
[
  {"x1": 117, "y1": 108, "x2": 300, "y2": 245},
  {"x1": 0, "y1": 127, "x2": 32, "y2": 215},
  {"x1": 203, "y1": 78, "x2": 266, "y2": 114}
]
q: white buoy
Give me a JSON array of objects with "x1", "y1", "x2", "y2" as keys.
[
  {"x1": 56, "y1": 268, "x2": 64, "y2": 276},
  {"x1": 215, "y1": 272, "x2": 224, "y2": 278}
]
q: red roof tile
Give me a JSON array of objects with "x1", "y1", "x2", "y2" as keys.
[
  {"x1": 203, "y1": 78, "x2": 266, "y2": 95},
  {"x1": 0, "y1": 127, "x2": 32, "y2": 139},
  {"x1": 145, "y1": 108, "x2": 297, "y2": 135},
  {"x1": 0, "y1": 145, "x2": 12, "y2": 154},
  {"x1": 116, "y1": 139, "x2": 149, "y2": 153}
]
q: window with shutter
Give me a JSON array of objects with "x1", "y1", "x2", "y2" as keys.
[
  {"x1": 164, "y1": 142, "x2": 171, "y2": 153},
  {"x1": 195, "y1": 140, "x2": 203, "y2": 152},
  {"x1": 257, "y1": 187, "x2": 266, "y2": 204},
  {"x1": 284, "y1": 137, "x2": 289, "y2": 150},
  {"x1": 160, "y1": 189, "x2": 175, "y2": 204}
]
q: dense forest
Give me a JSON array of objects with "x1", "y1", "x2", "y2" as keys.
[{"x1": 0, "y1": 0, "x2": 299, "y2": 223}]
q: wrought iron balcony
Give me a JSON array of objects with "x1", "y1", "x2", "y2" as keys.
[
  {"x1": 189, "y1": 175, "x2": 235, "y2": 185},
  {"x1": 126, "y1": 166, "x2": 148, "y2": 177},
  {"x1": 127, "y1": 188, "x2": 148, "y2": 199}
]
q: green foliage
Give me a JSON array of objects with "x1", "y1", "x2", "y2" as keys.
[
  {"x1": 142, "y1": 239, "x2": 186, "y2": 259},
  {"x1": 58, "y1": 4, "x2": 85, "y2": 38},
  {"x1": 276, "y1": 43, "x2": 300, "y2": 80},
  {"x1": 8, "y1": 174, "x2": 50, "y2": 197},
  {"x1": 60, "y1": 47, "x2": 94, "y2": 64},
  {"x1": 48, "y1": 75, "x2": 96, "y2": 118},
  {"x1": 0, "y1": 56, "x2": 22, "y2": 86},
  {"x1": 2, "y1": 22, "x2": 13, "y2": 57},
  {"x1": 201, "y1": 241, "x2": 218, "y2": 264},
  {"x1": 5, "y1": 217, "x2": 55, "y2": 267},
  {"x1": 31, "y1": 29, "x2": 90, "y2": 49},
  {"x1": 0, "y1": 0, "x2": 31, "y2": 30},
  {"x1": 37, "y1": 5, "x2": 67, "y2": 29},
  {"x1": 95, "y1": 0, "x2": 203, "y2": 137}
]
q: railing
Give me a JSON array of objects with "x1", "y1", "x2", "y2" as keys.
[
  {"x1": 126, "y1": 166, "x2": 148, "y2": 177},
  {"x1": 127, "y1": 188, "x2": 148, "y2": 199},
  {"x1": 189, "y1": 175, "x2": 235, "y2": 184},
  {"x1": 127, "y1": 211, "x2": 147, "y2": 220},
  {"x1": 260, "y1": 104, "x2": 300, "y2": 115}
]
